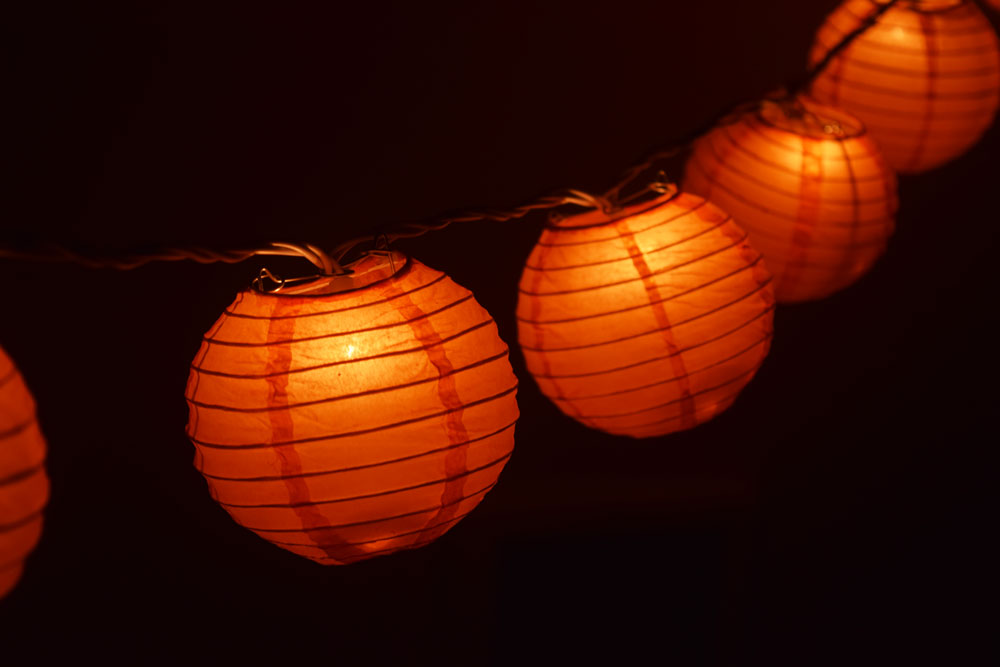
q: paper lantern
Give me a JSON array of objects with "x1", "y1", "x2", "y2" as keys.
[
  {"x1": 682, "y1": 97, "x2": 898, "y2": 303},
  {"x1": 988, "y1": 0, "x2": 1000, "y2": 11},
  {"x1": 0, "y1": 346, "x2": 49, "y2": 598},
  {"x1": 517, "y1": 190, "x2": 775, "y2": 439},
  {"x1": 185, "y1": 251, "x2": 518, "y2": 565},
  {"x1": 809, "y1": 0, "x2": 1000, "y2": 173}
]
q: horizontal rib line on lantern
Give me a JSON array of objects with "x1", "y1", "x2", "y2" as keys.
[
  {"x1": 0, "y1": 367, "x2": 16, "y2": 388},
  {"x1": 189, "y1": 350, "x2": 510, "y2": 413},
  {"x1": 697, "y1": 140, "x2": 893, "y2": 208},
  {"x1": 268, "y1": 510, "x2": 475, "y2": 549},
  {"x1": 806, "y1": 90, "x2": 997, "y2": 121},
  {"x1": 818, "y1": 51, "x2": 999, "y2": 79},
  {"x1": 0, "y1": 510, "x2": 42, "y2": 534},
  {"x1": 0, "y1": 464, "x2": 44, "y2": 488},
  {"x1": 839, "y1": 4, "x2": 985, "y2": 35},
  {"x1": 625, "y1": 388, "x2": 750, "y2": 432},
  {"x1": 686, "y1": 161, "x2": 894, "y2": 229},
  {"x1": 813, "y1": 73, "x2": 998, "y2": 100},
  {"x1": 221, "y1": 273, "x2": 447, "y2": 321},
  {"x1": 189, "y1": 383, "x2": 518, "y2": 449},
  {"x1": 548, "y1": 333, "x2": 772, "y2": 401},
  {"x1": 519, "y1": 275, "x2": 770, "y2": 351},
  {"x1": 0, "y1": 419, "x2": 34, "y2": 440},
  {"x1": 814, "y1": 32, "x2": 997, "y2": 58},
  {"x1": 197, "y1": 420, "x2": 518, "y2": 482},
  {"x1": 242, "y1": 482, "x2": 494, "y2": 534},
  {"x1": 524, "y1": 215, "x2": 734, "y2": 271},
  {"x1": 715, "y1": 126, "x2": 888, "y2": 187},
  {"x1": 205, "y1": 293, "x2": 475, "y2": 347},
  {"x1": 719, "y1": 215, "x2": 890, "y2": 250},
  {"x1": 557, "y1": 366, "x2": 761, "y2": 421},
  {"x1": 217, "y1": 451, "x2": 512, "y2": 509},
  {"x1": 192, "y1": 319, "x2": 495, "y2": 378},
  {"x1": 534, "y1": 200, "x2": 710, "y2": 248},
  {"x1": 518, "y1": 232, "x2": 750, "y2": 297},
  {"x1": 517, "y1": 270, "x2": 773, "y2": 327},
  {"x1": 847, "y1": 118, "x2": 995, "y2": 138},
  {"x1": 528, "y1": 306, "x2": 775, "y2": 380}
]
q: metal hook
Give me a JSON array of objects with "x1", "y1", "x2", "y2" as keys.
[{"x1": 252, "y1": 267, "x2": 287, "y2": 293}]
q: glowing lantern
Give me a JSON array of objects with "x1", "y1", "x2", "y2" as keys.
[
  {"x1": 809, "y1": 0, "x2": 1000, "y2": 173},
  {"x1": 0, "y1": 346, "x2": 48, "y2": 598},
  {"x1": 988, "y1": 0, "x2": 1000, "y2": 11},
  {"x1": 185, "y1": 251, "x2": 518, "y2": 565},
  {"x1": 517, "y1": 190, "x2": 775, "y2": 439},
  {"x1": 682, "y1": 97, "x2": 898, "y2": 303}
]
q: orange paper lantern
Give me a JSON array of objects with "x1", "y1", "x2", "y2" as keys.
[
  {"x1": 185, "y1": 252, "x2": 518, "y2": 565},
  {"x1": 517, "y1": 190, "x2": 775, "y2": 439},
  {"x1": 809, "y1": 0, "x2": 1000, "y2": 172},
  {"x1": 0, "y1": 346, "x2": 49, "y2": 598},
  {"x1": 682, "y1": 98, "x2": 898, "y2": 303}
]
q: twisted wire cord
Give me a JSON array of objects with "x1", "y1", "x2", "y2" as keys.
[
  {"x1": 603, "y1": 0, "x2": 902, "y2": 200},
  {"x1": 0, "y1": 242, "x2": 339, "y2": 274},
  {"x1": 330, "y1": 189, "x2": 605, "y2": 263}
]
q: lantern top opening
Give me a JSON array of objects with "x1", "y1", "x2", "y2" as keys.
[
  {"x1": 756, "y1": 97, "x2": 866, "y2": 141},
  {"x1": 257, "y1": 250, "x2": 409, "y2": 297},
  {"x1": 546, "y1": 190, "x2": 681, "y2": 231}
]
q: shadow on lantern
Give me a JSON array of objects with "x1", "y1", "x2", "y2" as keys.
[{"x1": 184, "y1": 251, "x2": 519, "y2": 565}]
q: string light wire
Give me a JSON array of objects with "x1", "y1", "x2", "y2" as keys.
[{"x1": 0, "y1": 0, "x2": 908, "y2": 281}]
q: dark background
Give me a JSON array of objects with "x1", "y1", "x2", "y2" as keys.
[{"x1": 2, "y1": 1, "x2": 996, "y2": 664}]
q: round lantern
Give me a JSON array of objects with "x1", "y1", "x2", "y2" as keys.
[
  {"x1": 0, "y1": 346, "x2": 49, "y2": 598},
  {"x1": 809, "y1": 0, "x2": 1000, "y2": 173},
  {"x1": 185, "y1": 251, "x2": 518, "y2": 565},
  {"x1": 682, "y1": 97, "x2": 898, "y2": 303},
  {"x1": 517, "y1": 190, "x2": 775, "y2": 439}
]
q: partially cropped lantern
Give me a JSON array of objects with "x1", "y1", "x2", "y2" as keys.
[
  {"x1": 809, "y1": 0, "x2": 1000, "y2": 173},
  {"x1": 185, "y1": 252, "x2": 518, "y2": 565},
  {"x1": 0, "y1": 346, "x2": 49, "y2": 598},
  {"x1": 682, "y1": 97, "x2": 898, "y2": 303},
  {"x1": 517, "y1": 190, "x2": 775, "y2": 439}
]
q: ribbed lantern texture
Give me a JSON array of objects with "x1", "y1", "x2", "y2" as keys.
[
  {"x1": 809, "y1": 0, "x2": 1000, "y2": 173},
  {"x1": 185, "y1": 253, "x2": 519, "y2": 565},
  {"x1": 683, "y1": 98, "x2": 898, "y2": 303},
  {"x1": 517, "y1": 191, "x2": 775, "y2": 439},
  {"x1": 0, "y1": 346, "x2": 48, "y2": 598}
]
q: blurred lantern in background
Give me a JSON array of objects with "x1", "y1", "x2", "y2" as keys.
[
  {"x1": 0, "y1": 346, "x2": 49, "y2": 599},
  {"x1": 517, "y1": 190, "x2": 774, "y2": 439},
  {"x1": 683, "y1": 97, "x2": 898, "y2": 303},
  {"x1": 185, "y1": 252, "x2": 518, "y2": 565},
  {"x1": 987, "y1": 0, "x2": 1000, "y2": 11},
  {"x1": 809, "y1": 0, "x2": 1000, "y2": 173}
]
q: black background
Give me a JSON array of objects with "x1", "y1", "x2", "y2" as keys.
[{"x1": 2, "y1": 1, "x2": 996, "y2": 664}]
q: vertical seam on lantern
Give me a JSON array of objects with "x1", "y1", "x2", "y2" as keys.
[
  {"x1": 909, "y1": 13, "x2": 939, "y2": 170},
  {"x1": 780, "y1": 136, "x2": 824, "y2": 300},
  {"x1": 262, "y1": 298, "x2": 367, "y2": 564},
  {"x1": 613, "y1": 217, "x2": 697, "y2": 431},
  {"x1": 525, "y1": 240, "x2": 593, "y2": 426},
  {"x1": 380, "y1": 281, "x2": 475, "y2": 546},
  {"x1": 837, "y1": 139, "x2": 864, "y2": 285}
]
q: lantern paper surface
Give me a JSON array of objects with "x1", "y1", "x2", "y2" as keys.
[
  {"x1": 683, "y1": 98, "x2": 898, "y2": 303},
  {"x1": 0, "y1": 346, "x2": 48, "y2": 598},
  {"x1": 809, "y1": 0, "x2": 1000, "y2": 173},
  {"x1": 517, "y1": 191, "x2": 775, "y2": 439},
  {"x1": 185, "y1": 252, "x2": 518, "y2": 565}
]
